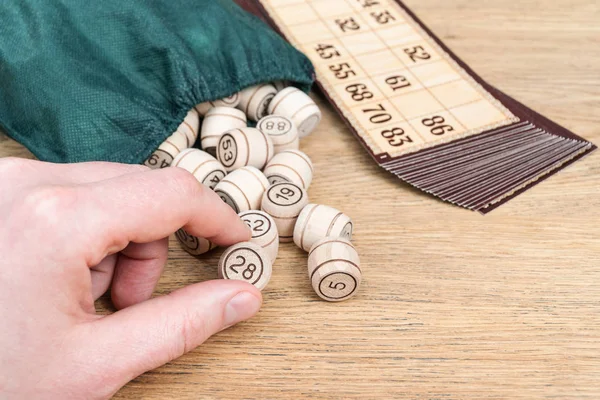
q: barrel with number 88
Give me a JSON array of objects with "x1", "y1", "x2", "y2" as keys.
[
  {"x1": 218, "y1": 242, "x2": 272, "y2": 291},
  {"x1": 256, "y1": 115, "x2": 299, "y2": 154}
]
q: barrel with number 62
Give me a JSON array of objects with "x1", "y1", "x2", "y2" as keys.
[{"x1": 239, "y1": 210, "x2": 279, "y2": 262}]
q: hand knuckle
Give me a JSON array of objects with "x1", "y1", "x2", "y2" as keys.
[
  {"x1": 168, "y1": 168, "x2": 203, "y2": 198},
  {"x1": 21, "y1": 185, "x2": 81, "y2": 220}
]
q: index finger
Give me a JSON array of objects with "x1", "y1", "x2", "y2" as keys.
[{"x1": 77, "y1": 167, "x2": 250, "y2": 261}]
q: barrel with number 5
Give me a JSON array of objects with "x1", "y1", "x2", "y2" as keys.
[
  {"x1": 218, "y1": 242, "x2": 272, "y2": 291},
  {"x1": 308, "y1": 237, "x2": 361, "y2": 302}
]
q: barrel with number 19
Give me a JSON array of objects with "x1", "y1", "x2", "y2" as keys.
[{"x1": 261, "y1": 182, "x2": 309, "y2": 243}]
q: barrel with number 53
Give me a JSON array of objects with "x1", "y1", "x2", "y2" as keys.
[{"x1": 217, "y1": 127, "x2": 274, "y2": 172}]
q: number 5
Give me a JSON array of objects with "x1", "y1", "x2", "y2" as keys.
[{"x1": 328, "y1": 281, "x2": 347, "y2": 290}]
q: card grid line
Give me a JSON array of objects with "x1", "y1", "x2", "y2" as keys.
[
  {"x1": 265, "y1": 0, "x2": 519, "y2": 158},
  {"x1": 350, "y1": 0, "x2": 514, "y2": 136},
  {"x1": 380, "y1": 0, "x2": 519, "y2": 126},
  {"x1": 254, "y1": 0, "x2": 595, "y2": 213},
  {"x1": 339, "y1": 0, "x2": 471, "y2": 137},
  {"x1": 301, "y1": 3, "x2": 437, "y2": 146},
  {"x1": 302, "y1": 1, "x2": 432, "y2": 145},
  {"x1": 282, "y1": 2, "x2": 419, "y2": 146}
]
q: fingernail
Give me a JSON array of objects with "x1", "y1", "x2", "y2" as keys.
[
  {"x1": 242, "y1": 221, "x2": 252, "y2": 239},
  {"x1": 224, "y1": 292, "x2": 261, "y2": 327}
]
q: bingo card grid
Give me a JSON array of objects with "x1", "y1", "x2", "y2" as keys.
[
  {"x1": 247, "y1": 0, "x2": 595, "y2": 213},
  {"x1": 263, "y1": 0, "x2": 519, "y2": 160}
]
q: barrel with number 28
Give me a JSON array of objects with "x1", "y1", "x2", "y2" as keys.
[{"x1": 218, "y1": 242, "x2": 272, "y2": 291}]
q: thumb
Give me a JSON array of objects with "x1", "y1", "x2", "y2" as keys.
[{"x1": 82, "y1": 280, "x2": 262, "y2": 389}]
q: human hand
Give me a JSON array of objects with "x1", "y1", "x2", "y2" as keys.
[{"x1": 0, "y1": 158, "x2": 260, "y2": 399}]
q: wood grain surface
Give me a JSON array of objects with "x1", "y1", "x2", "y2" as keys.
[{"x1": 1, "y1": 0, "x2": 599, "y2": 398}]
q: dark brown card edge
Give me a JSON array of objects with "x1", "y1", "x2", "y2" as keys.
[{"x1": 480, "y1": 144, "x2": 595, "y2": 213}]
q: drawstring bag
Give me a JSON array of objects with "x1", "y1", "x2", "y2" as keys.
[{"x1": 0, "y1": 0, "x2": 314, "y2": 164}]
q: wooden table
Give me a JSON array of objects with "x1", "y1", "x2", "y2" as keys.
[{"x1": 1, "y1": 0, "x2": 599, "y2": 398}]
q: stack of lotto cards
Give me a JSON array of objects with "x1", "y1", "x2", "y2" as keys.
[{"x1": 238, "y1": 0, "x2": 596, "y2": 213}]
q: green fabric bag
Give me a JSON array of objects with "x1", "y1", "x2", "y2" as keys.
[{"x1": 0, "y1": 0, "x2": 314, "y2": 164}]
